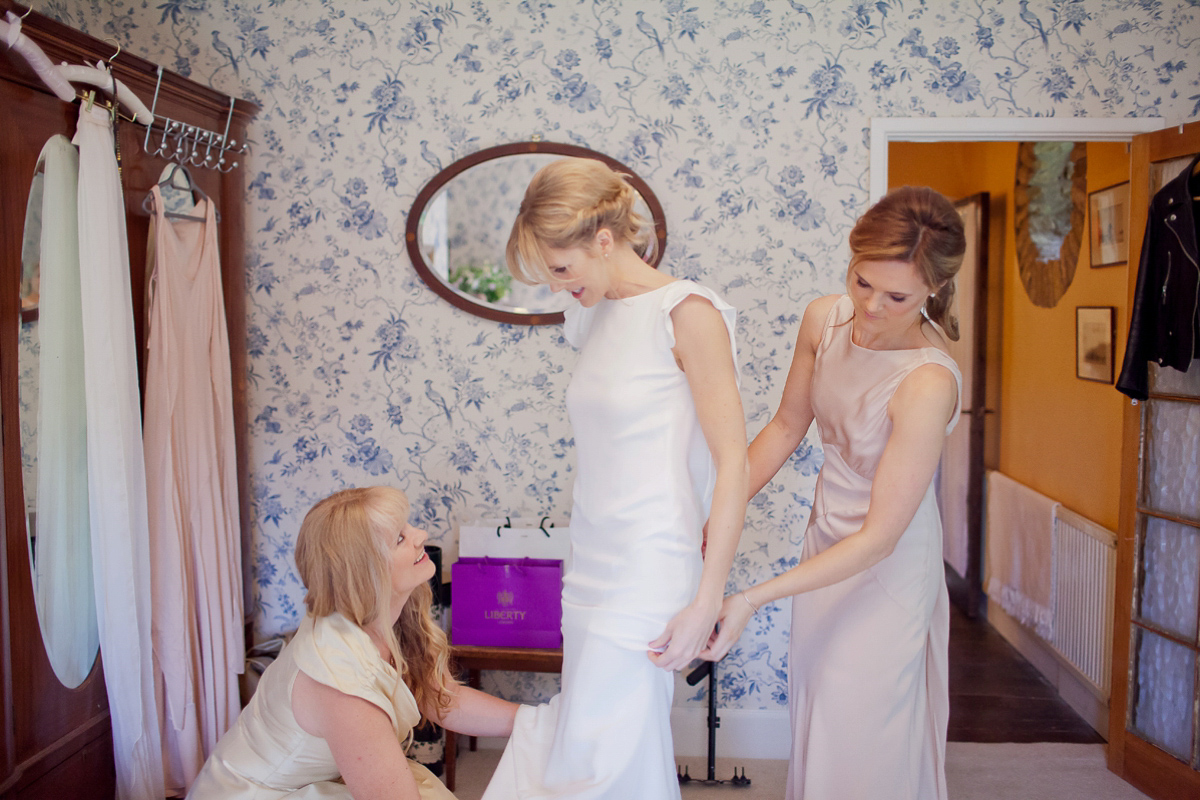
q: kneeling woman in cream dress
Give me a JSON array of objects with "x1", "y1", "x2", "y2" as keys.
[{"x1": 189, "y1": 487, "x2": 518, "y2": 799}]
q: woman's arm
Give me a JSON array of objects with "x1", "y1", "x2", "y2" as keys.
[
  {"x1": 746, "y1": 295, "x2": 835, "y2": 498},
  {"x1": 701, "y1": 361, "x2": 958, "y2": 661},
  {"x1": 422, "y1": 678, "x2": 519, "y2": 737},
  {"x1": 647, "y1": 294, "x2": 749, "y2": 672},
  {"x1": 291, "y1": 670, "x2": 421, "y2": 800}
]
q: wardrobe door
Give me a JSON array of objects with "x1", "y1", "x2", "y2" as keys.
[
  {"x1": 0, "y1": 74, "x2": 116, "y2": 797},
  {"x1": 1108, "y1": 119, "x2": 1200, "y2": 800}
]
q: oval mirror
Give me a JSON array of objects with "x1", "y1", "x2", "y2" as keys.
[
  {"x1": 18, "y1": 136, "x2": 99, "y2": 688},
  {"x1": 405, "y1": 142, "x2": 668, "y2": 325},
  {"x1": 1014, "y1": 141, "x2": 1087, "y2": 308}
]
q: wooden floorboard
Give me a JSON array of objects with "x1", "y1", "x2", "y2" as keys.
[{"x1": 948, "y1": 602, "x2": 1105, "y2": 744}]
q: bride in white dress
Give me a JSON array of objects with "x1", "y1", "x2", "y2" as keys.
[{"x1": 483, "y1": 158, "x2": 748, "y2": 800}]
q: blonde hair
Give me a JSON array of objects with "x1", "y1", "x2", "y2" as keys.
[
  {"x1": 847, "y1": 186, "x2": 967, "y2": 341},
  {"x1": 506, "y1": 157, "x2": 655, "y2": 285},
  {"x1": 294, "y1": 486, "x2": 455, "y2": 721}
]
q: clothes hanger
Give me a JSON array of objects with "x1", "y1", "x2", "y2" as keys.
[
  {"x1": 142, "y1": 163, "x2": 220, "y2": 223},
  {"x1": 1, "y1": 9, "x2": 154, "y2": 124}
]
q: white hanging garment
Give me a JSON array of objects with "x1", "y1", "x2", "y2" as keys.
[
  {"x1": 73, "y1": 104, "x2": 165, "y2": 800},
  {"x1": 30, "y1": 134, "x2": 99, "y2": 689},
  {"x1": 144, "y1": 183, "x2": 244, "y2": 794}
]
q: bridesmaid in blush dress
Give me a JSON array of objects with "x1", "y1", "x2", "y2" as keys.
[{"x1": 703, "y1": 186, "x2": 967, "y2": 800}]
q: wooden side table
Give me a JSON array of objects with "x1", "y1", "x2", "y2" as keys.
[{"x1": 443, "y1": 644, "x2": 563, "y2": 792}]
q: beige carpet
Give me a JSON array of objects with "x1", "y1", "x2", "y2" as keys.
[
  {"x1": 945, "y1": 743, "x2": 1151, "y2": 799},
  {"x1": 451, "y1": 750, "x2": 786, "y2": 799},
  {"x1": 448, "y1": 743, "x2": 1152, "y2": 799}
]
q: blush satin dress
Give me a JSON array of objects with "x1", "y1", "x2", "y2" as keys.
[{"x1": 787, "y1": 295, "x2": 961, "y2": 799}]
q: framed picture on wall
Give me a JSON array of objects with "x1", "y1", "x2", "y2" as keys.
[
  {"x1": 1076, "y1": 306, "x2": 1115, "y2": 383},
  {"x1": 1088, "y1": 181, "x2": 1130, "y2": 267}
]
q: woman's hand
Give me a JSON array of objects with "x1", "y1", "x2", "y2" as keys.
[
  {"x1": 646, "y1": 597, "x2": 721, "y2": 672},
  {"x1": 699, "y1": 592, "x2": 755, "y2": 662}
]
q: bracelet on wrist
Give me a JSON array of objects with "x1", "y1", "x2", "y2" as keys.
[{"x1": 741, "y1": 590, "x2": 759, "y2": 614}]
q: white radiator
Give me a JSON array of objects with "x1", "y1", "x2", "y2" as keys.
[{"x1": 1050, "y1": 507, "x2": 1117, "y2": 699}]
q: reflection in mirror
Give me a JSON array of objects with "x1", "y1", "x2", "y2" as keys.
[
  {"x1": 19, "y1": 135, "x2": 99, "y2": 689},
  {"x1": 407, "y1": 142, "x2": 667, "y2": 325},
  {"x1": 20, "y1": 164, "x2": 42, "y2": 321},
  {"x1": 419, "y1": 154, "x2": 571, "y2": 315},
  {"x1": 1014, "y1": 141, "x2": 1087, "y2": 308}
]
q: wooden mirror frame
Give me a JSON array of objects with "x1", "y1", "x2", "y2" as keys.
[
  {"x1": 1013, "y1": 141, "x2": 1088, "y2": 308},
  {"x1": 404, "y1": 141, "x2": 668, "y2": 326}
]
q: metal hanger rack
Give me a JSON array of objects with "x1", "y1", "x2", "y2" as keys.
[
  {"x1": 142, "y1": 65, "x2": 248, "y2": 173},
  {"x1": 3, "y1": 5, "x2": 247, "y2": 174}
]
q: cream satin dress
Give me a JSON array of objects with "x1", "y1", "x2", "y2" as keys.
[
  {"x1": 787, "y1": 295, "x2": 961, "y2": 800},
  {"x1": 188, "y1": 613, "x2": 454, "y2": 799},
  {"x1": 484, "y1": 280, "x2": 738, "y2": 800}
]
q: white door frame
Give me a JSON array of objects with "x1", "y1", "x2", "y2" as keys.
[{"x1": 868, "y1": 117, "x2": 1165, "y2": 202}]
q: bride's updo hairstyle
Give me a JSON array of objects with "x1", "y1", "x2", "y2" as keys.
[
  {"x1": 847, "y1": 186, "x2": 967, "y2": 341},
  {"x1": 506, "y1": 157, "x2": 655, "y2": 285},
  {"x1": 294, "y1": 486, "x2": 454, "y2": 719}
]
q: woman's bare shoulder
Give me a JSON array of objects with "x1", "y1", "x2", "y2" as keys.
[
  {"x1": 796, "y1": 293, "x2": 842, "y2": 347},
  {"x1": 804, "y1": 293, "x2": 842, "y2": 321},
  {"x1": 892, "y1": 361, "x2": 958, "y2": 425}
]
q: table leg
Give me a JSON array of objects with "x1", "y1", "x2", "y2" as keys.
[
  {"x1": 444, "y1": 728, "x2": 457, "y2": 791},
  {"x1": 468, "y1": 669, "x2": 481, "y2": 752}
]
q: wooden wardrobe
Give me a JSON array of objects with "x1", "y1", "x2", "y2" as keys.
[{"x1": 0, "y1": 3, "x2": 256, "y2": 796}]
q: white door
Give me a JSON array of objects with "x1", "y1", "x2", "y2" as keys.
[{"x1": 936, "y1": 193, "x2": 989, "y2": 615}]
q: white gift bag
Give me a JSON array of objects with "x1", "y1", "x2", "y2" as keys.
[{"x1": 457, "y1": 516, "x2": 571, "y2": 562}]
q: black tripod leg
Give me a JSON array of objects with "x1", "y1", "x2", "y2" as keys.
[{"x1": 707, "y1": 660, "x2": 718, "y2": 781}]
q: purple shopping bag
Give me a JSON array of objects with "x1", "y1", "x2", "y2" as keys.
[{"x1": 451, "y1": 557, "x2": 563, "y2": 648}]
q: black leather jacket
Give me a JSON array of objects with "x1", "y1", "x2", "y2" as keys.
[{"x1": 1116, "y1": 153, "x2": 1200, "y2": 400}]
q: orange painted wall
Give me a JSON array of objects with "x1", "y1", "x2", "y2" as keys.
[{"x1": 889, "y1": 140, "x2": 1131, "y2": 531}]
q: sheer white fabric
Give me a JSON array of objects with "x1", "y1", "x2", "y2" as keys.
[
  {"x1": 74, "y1": 104, "x2": 165, "y2": 800},
  {"x1": 30, "y1": 134, "x2": 98, "y2": 689}
]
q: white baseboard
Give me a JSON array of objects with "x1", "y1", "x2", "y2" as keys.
[
  {"x1": 985, "y1": 599, "x2": 1109, "y2": 737},
  {"x1": 468, "y1": 708, "x2": 792, "y2": 760},
  {"x1": 670, "y1": 707, "x2": 791, "y2": 759}
]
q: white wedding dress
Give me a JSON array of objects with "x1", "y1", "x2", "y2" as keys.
[{"x1": 483, "y1": 280, "x2": 737, "y2": 800}]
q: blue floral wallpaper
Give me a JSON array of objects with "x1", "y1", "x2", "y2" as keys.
[{"x1": 47, "y1": 0, "x2": 1199, "y2": 713}]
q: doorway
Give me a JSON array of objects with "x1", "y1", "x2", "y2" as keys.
[
  {"x1": 873, "y1": 116, "x2": 1196, "y2": 798},
  {"x1": 877, "y1": 120, "x2": 1152, "y2": 740}
]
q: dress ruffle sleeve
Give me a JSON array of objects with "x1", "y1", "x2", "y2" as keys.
[
  {"x1": 290, "y1": 614, "x2": 421, "y2": 736},
  {"x1": 659, "y1": 280, "x2": 739, "y2": 385}
]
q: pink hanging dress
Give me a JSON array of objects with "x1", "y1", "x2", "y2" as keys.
[{"x1": 143, "y1": 184, "x2": 243, "y2": 794}]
